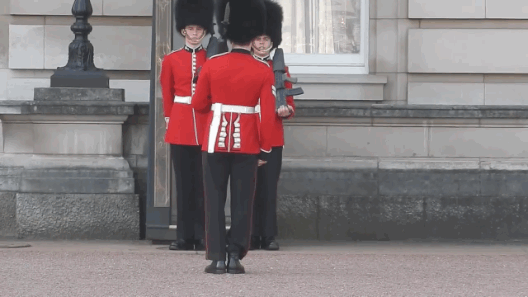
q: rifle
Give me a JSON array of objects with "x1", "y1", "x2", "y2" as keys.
[
  {"x1": 193, "y1": 3, "x2": 230, "y2": 84},
  {"x1": 206, "y1": 2, "x2": 230, "y2": 58},
  {"x1": 272, "y1": 48, "x2": 304, "y2": 112}
]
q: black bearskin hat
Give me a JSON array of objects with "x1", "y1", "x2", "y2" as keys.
[
  {"x1": 217, "y1": 0, "x2": 266, "y2": 44},
  {"x1": 263, "y1": 0, "x2": 283, "y2": 48},
  {"x1": 175, "y1": 0, "x2": 214, "y2": 35}
]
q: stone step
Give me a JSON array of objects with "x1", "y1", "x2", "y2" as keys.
[
  {"x1": 0, "y1": 167, "x2": 135, "y2": 193},
  {"x1": 20, "y1": 177, "x2": 135, "y2": 194},
  {"x1": 21, "y1": 169, "x2": 134, "y2": 178}
]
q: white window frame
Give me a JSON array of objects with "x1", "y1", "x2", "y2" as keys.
[{"x1": 282, "y1": 0, "x2": 369, "y2": 75}]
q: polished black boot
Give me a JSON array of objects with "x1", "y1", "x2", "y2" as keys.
[
  {"x1": 249, "y1": 236, "x2": 261, "y2": 250},
  {"x1": 169, "y1": 239, "x2": 194, "y2": 251},
  {"x1": 205, "y1": 260, "x2": 226, "y2": 274},
  {"x1": 261, "y1": 237, "x2": 279, "y2": 251},
  {"x1": 227, "y1": 254, "x2": 245, "y2": 274},
  {"x1": 195, "y1": 239, "x2": 205, "y2": 251}
]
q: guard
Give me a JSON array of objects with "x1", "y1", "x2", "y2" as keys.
[
  {"x1": 159, "y1": 0, "x2": 214, "y2": 251},
  {"x1": 191, "y1": 0, "x2": 275, "y2": 274},
  {"x1": 250, "y1": 0, "x2": 295, "y2": 251}
]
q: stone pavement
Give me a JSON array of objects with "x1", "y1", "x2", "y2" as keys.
[{"x1": 1, "y1": 239, "x2": 528, "y2": 297}]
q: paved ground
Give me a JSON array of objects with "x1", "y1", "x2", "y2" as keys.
[{"x1": 1, "y1": 239, "x2": 528, "y2": 297}]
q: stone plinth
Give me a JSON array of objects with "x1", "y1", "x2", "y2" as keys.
[
  {"x1": 17, "y1": 194, "x2": 139, "y2": 239},
  {"x1": 0, "y1": 88, "x2": 139, "y2": 240},
  {"x1": 0, "y1": 192, "x2": 17, "y2": 238}
]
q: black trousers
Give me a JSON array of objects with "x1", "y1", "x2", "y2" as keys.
[
  {"x1": 203, "y1": 152, "x2": 258, "y2": 261},
  {"x1": 171, "y1": 144, "x2": 204, "y2": 242},
  {"x1": 252, "y1": 147, "x2": 282, "y2": 238}
]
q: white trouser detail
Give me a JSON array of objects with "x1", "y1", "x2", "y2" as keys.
[
  {"x1": 208, "y1": 103, "x2": 257, "y2": 153},
  {"x1": 174, "y1": 95, "x2": 192, "y2": 104}
]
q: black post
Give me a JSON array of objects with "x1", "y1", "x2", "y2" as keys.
[
  {"x1": 146, "y1": 0, "x2": 157, "y2": 239},
  {"x1": 50, "y1": 0, "x2": 109, "y2": 88}
]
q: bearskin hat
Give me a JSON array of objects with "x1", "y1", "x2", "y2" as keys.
[
  {"x1": 263, "y1": 0, "x2": 283, "y2": 48},
  {"x1": 175, "y1": 0, "x2": 214, "y2": 36},
  {"x1": 217, "y1": 0, "x2": 266, "y2": 44}
]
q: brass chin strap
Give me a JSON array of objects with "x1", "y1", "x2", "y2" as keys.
[
  {"x1": 181, "y1": 29, "x2": 207, "y2": 44},
  {"x1": 251, "y1": 43, "x2": 273, "y2": 57}
]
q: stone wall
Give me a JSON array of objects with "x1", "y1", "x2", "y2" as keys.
[
  {"x1": 4, "y1": 0, "x2": 528, "y2": 106},
  {"x1": 278, "y1": 161, "x2": 528, "y2": 241},
  {"x1": 403, "y1": 0, "x2": 528, "y2": 105},
  {"x1": 4, "y1": 101, "x2": 528, "y2": 240},
  {"x1": 278, "y1": 104, "x2": 528, "y2": 240},
  {"x1": 3, "y1": 0, "x2": 528, "y2": 241},
  {"x1": 123, "y1": 103, "x2": 528, "y2": 240},
  {"x1": 361, "y1": 0, "x2": 528, "y2": 105},
  {"x1": 0, "y1": 0, "x2": 151, "y2": 103}
]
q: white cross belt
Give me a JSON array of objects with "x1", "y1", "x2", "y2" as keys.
[{"x1": 174, "y1": 95, "x2": 192, "y2": 104}]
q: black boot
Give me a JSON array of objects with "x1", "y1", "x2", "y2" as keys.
[
  {"x1": 205, "y1": 260, "x2": 226, "y2": 274},
  {"x1": 226, "y1": 254, "x2": 245, "y2": 274},
  {"x1": 169, "y1": 239, "x2": 194, "y2": 251},
  {"x1": 261, "y1": 237, "x2": 279, "y2": 251},
  {"x1": 194, "y1": 239, "x2": 205, "y2": 251},
  {"x1": 249, "y1": 236, "x2": 261, "y2": 250}
]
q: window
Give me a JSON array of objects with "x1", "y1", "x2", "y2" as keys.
[{"x1": 278, "y1": 0, "x2": 369, "y2": 74}]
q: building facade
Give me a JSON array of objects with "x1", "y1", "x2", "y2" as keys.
[{"x1": 1, "y1": 0, "x2": 528, "y2": 240}]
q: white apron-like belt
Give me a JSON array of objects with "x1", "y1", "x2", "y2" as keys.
[
  {"x1": 208, "y1": 103, "x2": 258, "y2": 153},
  {"x1": 174, "y1": 95, "x2": 192, "y2": 104}
]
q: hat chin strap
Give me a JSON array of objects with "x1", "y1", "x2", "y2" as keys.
[
  {"x1": 181, "y1": 29, "x2": 207, "y2": 44},
  {"x1": 197, "y1": 31, "x2": 207, "y2": 43},
  {"x1": 251, "y1": 43, "x2": 273, "y2": 57}
]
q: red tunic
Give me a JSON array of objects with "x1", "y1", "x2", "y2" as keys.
[
  {"x1": 265, "y1": 60, "x2": 296, "y2": 147},
  {"x1": 160, "y1": 45, "x2": 208, "y2": 146},
  {"x1": 191, "y1": 49, "x2": 276, "y2": 155}
]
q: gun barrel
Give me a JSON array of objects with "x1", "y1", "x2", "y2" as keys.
[
  {"x1": 206, "y1": 35, "x2": 229, "y2": 58},
  {"x1": 206, "y1": 36, "x2": 218, "y2": 58},
  {"x1": 272, "y1": 48, "x2": 286, "y2": 72}
]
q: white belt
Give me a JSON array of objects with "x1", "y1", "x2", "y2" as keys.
[
  {"x1": 174, "y1": 95, "x2": 192, "y2": 104},
  {"x1": 208, "y1": 103, "x2": 258, "y2": 153}
]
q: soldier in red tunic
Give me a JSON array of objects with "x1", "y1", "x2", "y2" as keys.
[
  {"x1": 159, "y1": 0, "x2": 213, "y2": 251},
  {"x1": 191, "y1": 0, "x2": 275, "y2": 274},
  {"x1": 250, "y1": 0, "x2": 295, "y2": 252}
]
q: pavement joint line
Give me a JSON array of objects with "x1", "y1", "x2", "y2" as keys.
[{"x1": 0, "y1": 243, "x2": 32, "y2": 249}]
